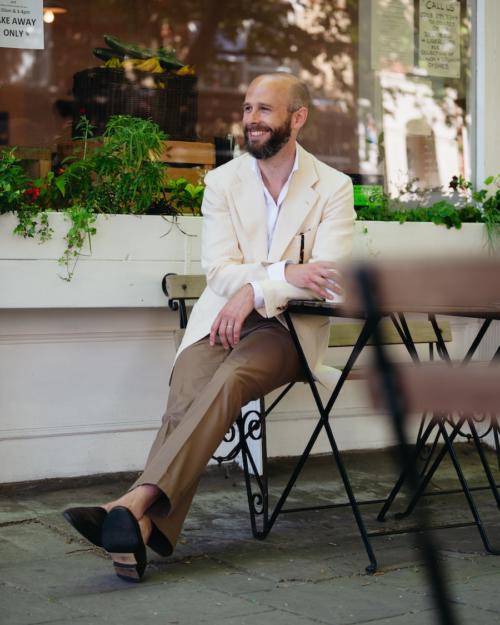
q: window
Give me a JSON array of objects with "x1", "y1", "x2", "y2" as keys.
[{"x1": 0, "y1": 0, "x2": 472, "y2": 197}]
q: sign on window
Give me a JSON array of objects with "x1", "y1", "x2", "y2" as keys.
[{"x1": 0, "y1": 0, "x2": 43, "y2": 50}]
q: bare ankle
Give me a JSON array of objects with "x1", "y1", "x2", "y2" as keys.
[{"x1": 103, "y1": 484, "x2": 162, "y2": 519}]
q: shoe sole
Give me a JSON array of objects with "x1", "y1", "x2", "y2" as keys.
[{"x1": 102, "y1": 507, "x2": 146, "y2": 581}]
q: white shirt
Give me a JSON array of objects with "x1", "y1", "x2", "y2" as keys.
[{"x1": 250, "y1": 149, "x2": 300, "y2": 308}]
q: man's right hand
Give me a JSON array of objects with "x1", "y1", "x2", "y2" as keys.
[{"x1": 285, "y1": 261, "x2": 342, "y2": 300}]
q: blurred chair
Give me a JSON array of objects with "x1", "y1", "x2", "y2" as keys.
[{"x1": 342, "y1": 258, "x2": 500, "y2": 625}]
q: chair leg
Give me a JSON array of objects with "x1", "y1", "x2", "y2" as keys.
[
  {"x1": 440, "y1": 423, "x2": 500, "y2": 555},
  {"x1": 392, "y1": 417, "x2": 466, "y2": 520},
  {"x1": 322, "y1": 419, "x2": 378, "y2": 574},
  {"x1": 377, "y1": 417, "x2": 439, "y2": 522},
  {"x1": 468, "y1": 419, "x2": 500, "y2": 509},
  {"x1": 238, "y1": 400, "x2": 269, "y2": 539}
]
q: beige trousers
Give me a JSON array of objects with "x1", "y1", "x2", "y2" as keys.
[{"x1": 132, "y1": 312, "x2": 303, "y2": 550}]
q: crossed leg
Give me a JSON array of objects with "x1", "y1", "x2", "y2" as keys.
[{"x1": 75, "y1": 313, "x2": 302, "y2": 579}]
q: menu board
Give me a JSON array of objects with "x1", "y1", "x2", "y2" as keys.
[
  {"x1": 372, "y1": 0, "x2": 415, "y2": 71},
  {"x1": 0, "y1": 0, "x2": 43, "y2": 49},
  {"x1": 419, "y1": 1, "x2": 461, "y2": 78}
]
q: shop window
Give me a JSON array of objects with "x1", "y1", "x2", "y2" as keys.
[{"x1": 0, "y1": 0, "x2": 472, "y2": 196}]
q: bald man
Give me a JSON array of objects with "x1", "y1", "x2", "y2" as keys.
[{"x1": 63, "y1": 73, "x2": 356, "y2": 581}]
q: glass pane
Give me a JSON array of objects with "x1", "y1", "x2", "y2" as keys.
[{"x1": 0, "y1": 0, "x2": 472, "y2": 198}]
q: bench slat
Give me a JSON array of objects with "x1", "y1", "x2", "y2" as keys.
[
  {"x1": 158, "y1": 141, "x2": 215, "y2": 165},
  {"x1": 329, "y1": 319, "x2": 451, "y2": 348}
]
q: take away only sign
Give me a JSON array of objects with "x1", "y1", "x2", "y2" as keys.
[{"x1": 0, "y1": 0, "x2": 43, "y2": 49}]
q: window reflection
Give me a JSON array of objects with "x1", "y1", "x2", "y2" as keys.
[{"x1": 0, "y1": 0, "x2": 471, "y2": 194}]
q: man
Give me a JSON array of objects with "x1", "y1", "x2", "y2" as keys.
[{"x1": 63, "y1": 73, "x2": 356, "y2": 581}]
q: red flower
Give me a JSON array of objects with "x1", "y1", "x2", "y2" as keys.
[{"x1": 24, "y1": 187, "x2": 41, "y2": 201}]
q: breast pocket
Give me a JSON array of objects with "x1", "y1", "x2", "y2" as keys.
[{"x1": 288, "y1": 228, "x2": 313, "y2": 263}]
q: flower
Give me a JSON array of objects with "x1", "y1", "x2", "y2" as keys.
[{"x1": 24, "y1": 186, "x2": 41, "y2": 201}]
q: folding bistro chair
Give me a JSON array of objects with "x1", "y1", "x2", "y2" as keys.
[{"x1": 342, "y1": 257, "x2": 500, "y2": 625}]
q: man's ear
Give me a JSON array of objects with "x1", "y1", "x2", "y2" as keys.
[{"x1": 292, "y1": 106, "x2": 308, "y2": 130}]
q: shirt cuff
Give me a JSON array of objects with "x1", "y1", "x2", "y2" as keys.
[
  {"x1": 250, "y1": 281, "x2": 265, "y2": 309},
  {"x1": 267, "y1": 260, "x2": 288, "y2": 282}
]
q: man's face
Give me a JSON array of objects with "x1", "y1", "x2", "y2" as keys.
[
  {"x1": 242, "y1": 77, "x2": 295, "y2": 160},
  {"x1": 243, "y1": 113, "x2": 293, "y2": 160}
]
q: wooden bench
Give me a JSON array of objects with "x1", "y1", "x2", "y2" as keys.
[{"x1": 158, "y1": 141, "x2": 215, "y2": 184}]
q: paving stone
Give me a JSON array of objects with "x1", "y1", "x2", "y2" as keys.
[
  {"x1": 247, "y1": 577, "x2": 433, "y2": 624},
  {"x1": 1, "y1": 449, "x2": 499, "y2": 625},
  {"x1": 1, "y1": 581, "x2": 89, "y2": 625},
  {"x1": 449, "y1": 572, "x2": 500, "y2": 614},
  {"x1": 61, "y1": 582, "x2": 273, "y2": 624}
]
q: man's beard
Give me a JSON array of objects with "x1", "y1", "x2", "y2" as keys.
[{"x1": 244, "y1": 115, "x2": 292, "y2": 160}]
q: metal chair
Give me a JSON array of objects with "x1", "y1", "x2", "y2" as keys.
[{"x1": 342, "y1": 257, "x2": 500, "y2": 625}]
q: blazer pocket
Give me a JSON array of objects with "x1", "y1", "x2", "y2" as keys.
[{"x1": 289, "y1": 228, "x2": 313, "y2": 263}]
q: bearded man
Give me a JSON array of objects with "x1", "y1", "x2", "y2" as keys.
[{"x1": 63, "y1": 72, "x2": 356, "y2": 581}]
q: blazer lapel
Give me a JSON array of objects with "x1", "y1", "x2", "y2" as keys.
[
  {"x1": 230, "y1": 159, "x2": 268, "y2": 261},
  {"x1": 268, "y1": 146, "x2": 319, "y2": 262}
]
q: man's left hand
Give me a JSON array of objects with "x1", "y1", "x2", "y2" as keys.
[{"x1": 210, "y1": 284, "x2": 255, "y2": 349}]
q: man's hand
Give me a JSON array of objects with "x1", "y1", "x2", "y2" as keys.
[
  {"x1": 285, "y1": 261, "x2": 342, "y2": 300},
  {"x1": 210, "y1": 284, "x2": 255, "y2": 349}
]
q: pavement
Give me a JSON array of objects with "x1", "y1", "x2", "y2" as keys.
[{"x1": 1, "y1": 445, "x2": 500, "y2": 625}]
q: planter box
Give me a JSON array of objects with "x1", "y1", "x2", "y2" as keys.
[
  {"x1": 0, "y1": 215, "x2": 491, "y2": 309},
  {"x1": 353, "y1": 221, "x2": 490, "y2": 259},
  {"x1": 0, "y1": 213, "x2": 202, "y2": 308}
]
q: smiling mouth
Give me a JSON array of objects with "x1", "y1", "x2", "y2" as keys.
[{"x1": 246, "y1": 127, "x2": 270, "y2": 140}]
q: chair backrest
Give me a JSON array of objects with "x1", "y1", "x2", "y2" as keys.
[
  {"x1": 162, "y1": 273, "x2": 206, "y2": 348},
  {"x1": 341, "y1": 258, "x2": 500, "y2": 317},
  {"x1": 341, "y1": 258, "x2": 500, "y2": 415}
]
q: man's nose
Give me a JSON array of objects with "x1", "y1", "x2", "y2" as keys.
[{"x1": 244, "y1": 109, "x2": 258, "y2": 124}]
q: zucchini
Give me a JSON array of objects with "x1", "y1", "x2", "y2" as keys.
[
  {"x1": 157, "y1": 48, "x2": 184, "y2": 70},
  {"x1": 103, "y1": 35, "x2": 184, "y2": 69},
  {"x1": 93, "y1": 47, "x2": 124, "y2": 61},
  {"x1": 104, "y1": 35, "x2": 153, "y2": 60}
]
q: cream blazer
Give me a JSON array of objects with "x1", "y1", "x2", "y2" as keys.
[{"x1": 177, "y1": 143, "x2": 356, "y2": 386}]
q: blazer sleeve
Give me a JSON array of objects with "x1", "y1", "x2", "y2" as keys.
[
  {"x1": 201, "y1": 169, "x2": 269, "y2": 298},
  {"x1": 258, "y1": 174, "x2": 355, "y2": 317}
]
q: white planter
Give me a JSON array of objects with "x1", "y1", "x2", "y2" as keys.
[
  {"x1": 353, "y1": 221, "x2": 491, "y2": 259},
  {"x1": 0, "y1": 215, "x2": 492, "y2": 309},
  {"x1": 0, "y1": 213, "x2": 202, "y2": 308}
]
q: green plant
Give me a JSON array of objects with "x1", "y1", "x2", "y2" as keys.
[
  {"x1": 356, "y1": 175, "x2": 499, "y2": 246},
  {"x1": 0, "y1": 149, "x2": 55, "y2": 242},
  {"x1": 472, "y1": 175, "x2": 500, "y2": 246},
  {"x1": 61, "y1": 115, "x2": 167, "y2": 215},
  {"x1": 1, "y1": 115, "x2": 190, "y2": 279},
  {"x1": 164, "y1": 177, "x2": 204, "y2": 215}
]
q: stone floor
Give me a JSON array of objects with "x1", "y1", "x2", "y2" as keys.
[{"x1": 1, "y1": 445, "x2": 500, "y2": 625}]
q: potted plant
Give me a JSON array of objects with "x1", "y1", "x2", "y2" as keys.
[
  {"x1": 0, "y1": 115, "x2": 205, "y2": 281},
  {"x1": 353, "y1": 175, "x2": 500, "y2": 260}
]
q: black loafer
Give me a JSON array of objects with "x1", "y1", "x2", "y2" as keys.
[
  {"x1": 101, "y1": 506, "x2": 147, "y2": 582},
  {"x1": 149, "y1": 525, "x2": 173, "y2": 557},
  {"x1": 63, "y1": 506, "x2": 107, "y2": 547}
]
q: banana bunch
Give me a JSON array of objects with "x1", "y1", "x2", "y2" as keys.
[
  {"x1": 132, "y1": 57, "x2": 164, "y2": 73},
  {"x1": 103, "y1": 57, "x2": 122, "y2": 69},
  {"x1": 175, "y1": 64, "x2": 196, "y2": 76}
]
